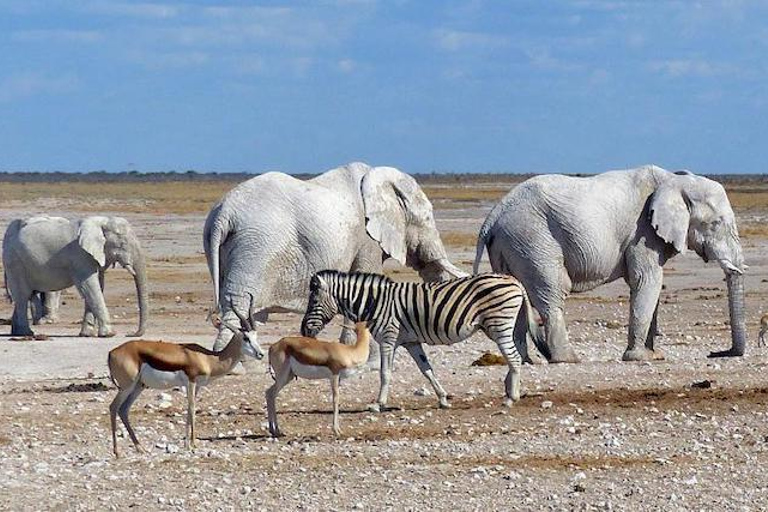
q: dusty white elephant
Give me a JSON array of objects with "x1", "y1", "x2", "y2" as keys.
[
  {"x1": 204, "y1": 161, "x2": 466, "y2": 350},
  {"x1": 474, "y1": 165, "x2": 747, "y2": 363},
  {"x1": 3, "y1": 215, "x2": 148, "y2": 337}
]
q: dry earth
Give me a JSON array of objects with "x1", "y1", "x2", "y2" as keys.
[{"x1": 2, "y1": 175, "x2": 768, "y2": 511}]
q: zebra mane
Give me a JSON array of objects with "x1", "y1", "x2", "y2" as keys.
[{"x1": 315, "y1": 269, "x2": 393, "y2": 285}]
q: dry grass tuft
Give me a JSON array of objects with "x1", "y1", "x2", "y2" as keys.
[
  {"x1": 440, "y1": 231, "x2": 478, "y2": 248},
  {"x1": 0, "y1": 181, "x2": 239, "y2": 215}
]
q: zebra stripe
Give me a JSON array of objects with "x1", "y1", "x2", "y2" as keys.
[{"x1": 301, "y1": 270, "x2": 531, "y2": 409}]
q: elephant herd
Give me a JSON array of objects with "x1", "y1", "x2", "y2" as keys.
[{"x1": 1, "y1": 162, "x2": 748, "y2": 368}]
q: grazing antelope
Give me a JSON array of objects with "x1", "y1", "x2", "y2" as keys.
[
  {"x1": 759, "y1": 313, "x2": 768, "y2": 348},
  {"x1": 108, "y1": 298, "x2": 264, "y2": 457},
  {"x1": 266, "y1": 322, "x2": 370, "y2": 438}
]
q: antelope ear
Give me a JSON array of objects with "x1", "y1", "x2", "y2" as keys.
[
  {"x1": 77, "y1": 217, "x2": 108, "y2": 267},
  {"x1": 649, "y1": 181, "x2": 690, "y2": 254},
  {"x1": 361, "y1": 166, "x2": 422, "y2": 265}
]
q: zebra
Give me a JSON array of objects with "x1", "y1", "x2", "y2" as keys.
[{"x1": 301, "y1": 270, "x2": 540, "y2": 411}]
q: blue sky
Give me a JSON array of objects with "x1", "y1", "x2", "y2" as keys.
[{"x1": 1, "y1": 1, "x2": 767, "y2": 174}]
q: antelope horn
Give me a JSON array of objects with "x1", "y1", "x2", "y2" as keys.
[{"x1": 246, "y1": 292, "x2": 260, "y2": 327}]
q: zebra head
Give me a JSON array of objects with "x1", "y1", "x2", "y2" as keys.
[{"x1": 301, "y1": 272, "x2": 339, "y2": 337}]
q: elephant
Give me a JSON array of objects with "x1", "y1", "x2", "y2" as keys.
[
  {"x1": 3, "y1": 215, "x2": 148, "y2": 337},
  {"x1": 473, "y1": 165, "x2": 746, "y2": 363},
  {"x1": 204, "y1": 161, "x2": 467, "y2": 350}
]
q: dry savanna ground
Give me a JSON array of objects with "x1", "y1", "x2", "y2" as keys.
[{"x1": 2, "y1": 173, "x2": 768, "y2": 511}]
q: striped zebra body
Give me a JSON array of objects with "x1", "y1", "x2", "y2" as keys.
[{"x1": 302, "y1": 270, "x2": 534, "y2": 411}]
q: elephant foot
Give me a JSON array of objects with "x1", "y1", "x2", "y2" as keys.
[
  {"x1": 98, "y1": 328, "x2": 116, "y2": 338},
  {"x1": 11, "y1": 327, "x2": 34, "y2": 337},
  {"x1": 79, "y1": 325, "x2": 96, "y2": 337},
  {"x1": 622, "y1": 347, "x2": 661, "y2": 362},
  {"x1": 708, "y1": 346, "x2": 745, "y2": 358},
  {"x1": 504, "y1": 397, "x2": 518, "y2": 408},
  {"x1": 523, "y1": 351, "x2": 547, "y2": 365},
  {"x1": 548, "y1": 346, "x2": 580, "y2": 364}
]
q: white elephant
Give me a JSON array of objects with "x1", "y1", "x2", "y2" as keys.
[
  {"x1": 474, "y1": 165, "x2": 746, "y2": 363},
  {"x1": 3, "y1": 215, "x2": 149, "y2": 337},
  {"x1": 204, "y1": 161, "x2": 466, "y2": 349}
]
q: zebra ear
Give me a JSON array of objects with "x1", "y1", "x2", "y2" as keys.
[{"x1": 310, "y1": 273, "x2": 326, "y2": 292}]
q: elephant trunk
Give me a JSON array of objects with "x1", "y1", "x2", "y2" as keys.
[
  {"x1": 417, "y1": 258, "x2": 469, "y2": 282},
  {"x1": 129, "y1": 250, "x2": 149, "y2": 337},
  {"x1": 709, "y1": 271, "x2": 746, "y2": 357}
]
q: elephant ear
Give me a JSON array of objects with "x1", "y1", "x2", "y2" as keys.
[
  {"x1": 361, "y1": 166, "x2": 425, "y2": 265},
  {"x1": 77, "y1": 217, "x2": 108, "y2": 267},
  {"x1": 649, "y1": 181, "x2": 690, "y2": 254}
]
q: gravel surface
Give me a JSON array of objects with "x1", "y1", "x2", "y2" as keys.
[{"x1": 2, "y1": 190, "x2": 768, "y2": 511}]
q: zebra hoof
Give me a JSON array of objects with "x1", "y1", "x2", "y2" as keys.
[
  {"x1": 503, "y1": 398, "x2": 517, "y2": 408},
  {"x1": 438, "y1": 400, "x2": 451, "y2": 409},
  {"x1": 367, "y1": 403, "x2": 382, "y2": 413}
]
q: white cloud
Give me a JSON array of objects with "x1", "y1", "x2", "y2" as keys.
[
  {"x1": 11, "y1": 29, "x2": 103, "y2": 44},
  {"x1": 525, "y1": 47, "x2": 583, "y2": 73},
  {"x1": 0, "y1": 72, "x2": 79, "y2": 102},
  {"x1": 647, "y1": 59, "x2": 733, "y2": 78},
  {"x1": 433, "y1": 29, "x2": 510, "y2": 52},
  {"x1": 82, "y1": 1, "x2": 181, "y2": 19},
  {"x1": 127, "y1": 50, "x2": 210, "y2": 70},
  {"x1": 337, "y1": 58, "x2": 356, "y2": 74}
]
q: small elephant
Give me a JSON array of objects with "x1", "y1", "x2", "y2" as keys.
[
  {"x1": 3, "y1": 215, "x2": 148, "y2": 337},
  {"x1": 204, "y1": 161, "x2": 466, "y2": 350},
  {"x1": 474, "y1": 165, "x2": 747, "y2": 362}
]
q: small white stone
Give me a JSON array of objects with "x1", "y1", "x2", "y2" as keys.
[{"x1": 541, "y1": 401, "x2": 553, "y2": 409}]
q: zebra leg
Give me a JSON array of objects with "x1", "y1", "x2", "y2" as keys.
[
  {"x1": 404, "y1": 343, "x2": 450, "y2": 409},
  {"x1": 486, "y1": 325, "x2": 523, "y2": 407},
  {"x1": 369, "y1": 339, "x2": 397, "y2": 413}
]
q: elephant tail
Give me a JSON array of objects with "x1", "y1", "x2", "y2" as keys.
[
  {"x1": 2, "y1": 219, "x2": 23, "y2": 303},
  {"x1": 473, "y1": 216, "x2": 496, "y2": 275},
  {"x1": 203, "y1": 205, "x2": 227, "y2": 311},
  {"x1": 522, "y1": 290, "x2": 548, "y2": 360}
]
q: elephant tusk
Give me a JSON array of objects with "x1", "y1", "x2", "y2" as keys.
[
  {"x1": 719, "y1": 260, "x2": 743, "y2": 275},
  {"x1": 437, "y1": 258, "x2": 470, "y2": 278}
]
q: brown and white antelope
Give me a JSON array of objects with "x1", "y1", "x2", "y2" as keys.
[
  {"x1": 266, "y1": 322, "x2": 370, "y2": 437},
  {"x1": 107, "y1": 298, "x2": 264, "y2": 457}
]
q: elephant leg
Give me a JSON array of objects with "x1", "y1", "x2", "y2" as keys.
[
  {"x1": 76, "y1": 274, "x2": 114, "y2": 337},
  {"x1": 643, "y1": 300, "x2": 664, "y2": 359},
  {"x1": 80, "y1": 302, "x2": 97, "y2": 337},
  {"x1": 623, "y1": 267, "x2": 663, "y2": 362},
  {"x1": 404, "y1": 343, "x2": 450, "y2": 409},
  {"x1": 540, "y1": 305, "x2": 578, "y2": 363},
  {"x1": 30, "y1": 293, "x2": 44, "y2": 326},
  {"x1": 41, "y1": 291, "x2": 61, "y2": 324},
  {"x1": 11, "y1": 290, "x2": 34, "y2": 336},
  {"x1": 510, "y1": 259, "x2": 576, "y2": 363}
]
